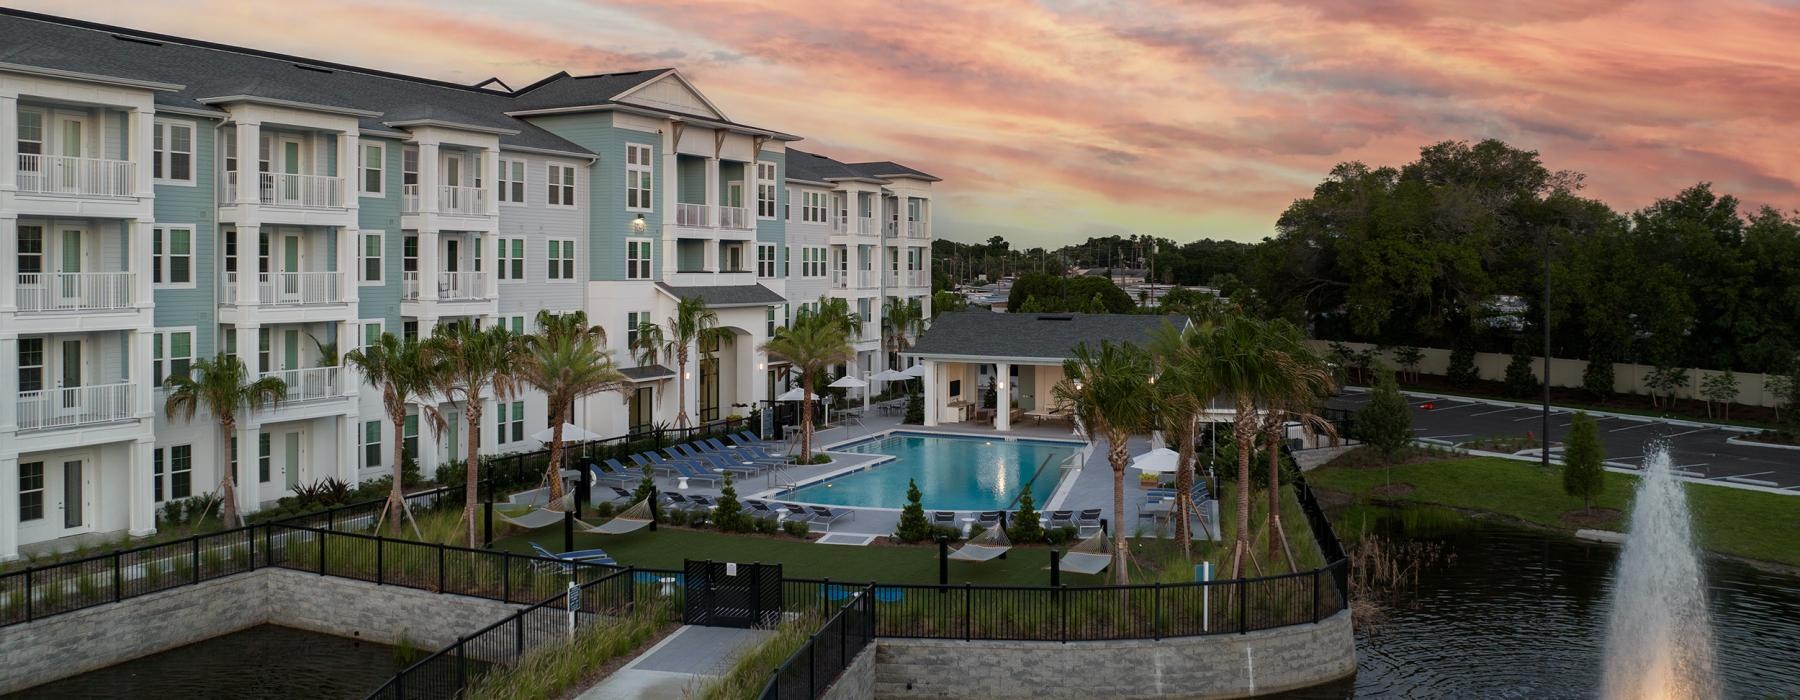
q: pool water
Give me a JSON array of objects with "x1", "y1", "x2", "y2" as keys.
[{"x1": 784, "y1": 432, "x2": 1080, "y2": 511}]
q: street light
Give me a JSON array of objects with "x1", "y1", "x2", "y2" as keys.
[{"x1": 1542, "y1": 226, "x2": 1553, "y2": 470}]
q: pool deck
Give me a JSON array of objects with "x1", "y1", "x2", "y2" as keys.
[{"x1": 589, "y1": 412, "x2": 1225, "y2": 540}]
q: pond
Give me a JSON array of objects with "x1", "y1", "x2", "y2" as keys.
[
  {"x1": 10, "y1": 625, "x2": 411, "y2": 699},
  {"x1": 1279, "y1": 505, "x2": 1800, "y2": 698}
]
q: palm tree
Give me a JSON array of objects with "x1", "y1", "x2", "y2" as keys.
[
  {"x1": 882, "y1": 297, "x2": 924, "y2": 370},
  {"x1": 1199, "y1": 313, "x2": 1282, "y2": 578},
  {"x1": 1052, "y1": 341, "x2": 1152, "y2": 584},
  {"x1": 761, "y1": 308, "x2": 854, "y2": 462},
  {"x1": 343, "y1": 333, "x2": 442, "y2": 535},
  {"x1": 1255, "y1": 320, "x2": 1337, "y2": 570},
  {"x1": 521, "y1": 310, "x2": 626, "y2": 510},
  {"x1": 631, "y1": 296, "x2": 728, "y2": 429},
  {"x1": 1147, "y1": 322, "x2": 1221, "y2": 556},
  {"x1": 163, "y1": 354, "x2": 287, "y2": 528},
  {"x1": 424, "y1": 323, "x2": 523, "y2": 546}
]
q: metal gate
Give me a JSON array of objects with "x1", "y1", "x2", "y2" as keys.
[{"x1": 683, "y1": 559, "x2": 783, "y2": 628}]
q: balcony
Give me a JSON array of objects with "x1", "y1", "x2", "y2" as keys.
[
  {"x1": 16, "y1": 272, "x2": 135, "y2": 313},
  {"x1": 223, "y1": 172, "x2": 344, "y2": 208},
  {"x1": 673, "y1": 204, "x2": 754, "y2": 231},
  {"x1": 402, "y1": 271, "x2": 490, "y2": 301},
  {"x1": 906, "y1": 222, "x2": 928, "y2": 239},
  {"x1": 17, "y1": 382, "x2": 135, "y2": 432},
  {"x1": 676, "y1": 203, "x2": 711, "y2": 228},
  {"x1": 402, "y1": 185, "x2": 490, "y2": 216},
  {"x1": 833, "y1": 269, "x2": 877, "y2": 290},
  {"x1": 16, "y1": 155, "x2": 136, "y2": 198},
  {"x1": 856, "y1": 217, "x2": 877, "y2": 236},
  {"x1": 264, "y1": 367, "x2": 342, "y2": 404},
  {"x1": 905, "y1": 269, "x2": 929, "y2": 287},
  {"x1": 718, "y1": 206, "x2": 754, "y2": 230},
  {"x1": 219, "y1": 272, "x2": 343, "y2": 306}
]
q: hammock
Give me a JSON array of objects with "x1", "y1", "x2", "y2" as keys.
[
  {"x1": 1056, "y1": 530, "x2": 1113, "y2": 575},
  {"x1": 493, "y1": 492, "x2": 579, "y2": 529},
  {"x1": 947, "y1": 521, "x2": 1013, "y2": 562},
  {"x1": 583, "y1": 497, "x2": 654, "y2": 535}
]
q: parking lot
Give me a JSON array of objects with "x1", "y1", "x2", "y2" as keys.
[{"x1": 1328, "y1": 389, "x2": 1800, "y2": 491}]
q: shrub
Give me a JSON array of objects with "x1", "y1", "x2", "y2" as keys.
[
  {"x1": 1044, "y1": 525, "x2": 1080, "y2": 545},
  {"x1": 1582, "y1": 358, "x2": 1615, "y2": 401},
  {"x1": 753, "y1": 515, "x2": 780, "y2": 535},
  {"x1": 1447, "y1": 345, "x2": 1479, "y2": 386},
  {"x1": 1392, "y1": 346, "x2": 1424, "y2": 382},
  {"x1": 1355, "y1": 366, "x2": 1411, "y2": 460},
  {"x1": 781, "y1": 519, "x2": 810, "y2": 538},
  {"x1": 1009, "y1": 491, "x2": 1045, "y2": 544},
  {"x1": 1561, "y1": 412, "x2": 1605, "y2": 512},
  {"x1": 1700, "y1": 370, "x2": 1739, "y2": 419},
  {"x1": 904, "y1": 391, "x2": 923, "y2": 424},
  {"x1": 713, "y1": 475, "x2": 750, "y2": 533},
  {"x1": 895, "y1": 479, "x2": 932, "y2": 543}
]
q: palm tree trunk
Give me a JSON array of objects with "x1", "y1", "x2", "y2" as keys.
[
  {"x1": 675, "y1": 348, "x2": 691, "y2": 429},
  {"x1": 387, "y1": 406, "x2": 408, "y2": 535},
  {"x1": 1173, "y1": 416, "x2": 1195, "y2": 556},
  {"x1": 464, "y1": 401, "x2": 483, "y2": 547},
  {"x1": 800, "y1": 384, "x2": 814, "y2": 461},
  {"x1": 546, "y1": 417, "x2": 567, "y2": 510},
  {"x1": 1109, "y1": 436, "x2": 1129, "y2": 585},
  {"x1": 1266, "y1": 426, "x2": 1296, "y2": 572},
  {"x1": 1231, "y1": 400, "x2": 1254, "y2": 579},
  {"x1": 219, "y1": 416, "x2": 239, "y2": 528}
]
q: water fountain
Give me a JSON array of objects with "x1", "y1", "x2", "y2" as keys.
[{"x1": 1600, "y1": 445, "x2": 1719, "y2": 699}]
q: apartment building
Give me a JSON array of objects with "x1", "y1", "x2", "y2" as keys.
[{"x1": 0, "y1": 9, "x2": 937, "y2": 559}]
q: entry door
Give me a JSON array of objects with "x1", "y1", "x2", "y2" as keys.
[
  {"x1": 57, "y1": 227, "x2": 86, "y2": 306},
  {"x1": 445, "y1": 410, "x2": 462, "y2": 464},
  {"x1": 282, "y1": 329, "x2": 301, "y2": 372},
  {"x1": 442, "y1": 238, "x2": 461, "y2": 297},
  {"x1": 56, "y1": 340, "x2": 85, "y2": 418},
  {"x1": 277, "y1": 233, "x2": 304, "y2": 302},
  {"x1": 51, "y1": 113, "x2": 87, "y2": 191},
  {"x1": 277, "y1": 137, "x2": 305, "y2": 204},
  {"x1": 699, "y1": 357, "x2": 720, "y2": 423},
  {"x1": 726, "y1": 181, "x2": 743, "y2": 208},
  {"x1": 283, "y1": 431, "x2": 303, "y2": 490},
  {"x1": 62, "y1": 459, "x2": 88, "y2": 530}
]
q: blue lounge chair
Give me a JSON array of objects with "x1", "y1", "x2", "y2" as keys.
[
  {"x1": 529, "y1": 542, "x2": 615, "y2": 573},
  {"x1": 780, "y1": 503, "x2": 813, "y2": 522},
  {"x1": 643, "y1": 451, "x2": 720, "y2": 485},
  {"x1": 808, "y1": 505, "x2": 855, "y2": 531},
  {"x1": 702, "y1": 438, "x2": 785, "y2": 466},
  {"x1": 588, "y1": 460, "x2": 631, "y2": 485},
  {"x1": 1046, "y1": 510, "x2": 1075, "y2": 529},
  {"x1": 603, "y1": 458, "x2": 643, "y2": 480},
  {"x1": 630, "y1": 452, "x2": 677, "y2": 477},
  {"x1": 687, "y1": 451, "x2": 761, "y2": 478}
]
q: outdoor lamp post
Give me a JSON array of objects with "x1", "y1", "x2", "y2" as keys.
[{"x1": 1541, "y1": 225, "x2": 1553, "y2": 471}]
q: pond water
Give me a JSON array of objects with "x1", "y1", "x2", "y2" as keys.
[
  {"x1": 10, "y1": 625, "x2": 410, "y2": 699},
  {"x1": 1279, "y1": 505, "x2": 1800, "y2": 699}
]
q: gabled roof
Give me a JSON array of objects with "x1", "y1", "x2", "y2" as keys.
[
  {"x1": 845, "y1": 161, "x2": 940, "y2": 182},
  {"x1": 655, "y1": 282, "x2": 786, "y2": 308},
  {"x1": 907, "y1": 312, "x2": 1185, "y2": 363},
  {"x1": 787, "y1": 148, "x2": 933, "y2": 187},
  {"x1": 507, "y1": 68, "x2": 800, "y2": 140}
]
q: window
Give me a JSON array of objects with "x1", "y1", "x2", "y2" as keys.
[
  {"x1": 803, "y1": 191, "x2": 828, "y2": 223},
  {"x1": 506, "y1": 315, "x2": 526, "y2": 335},
  {"x1": 170, "y1": 446, "x2": 192, "y2": 499},
  {"x1": 402, "y1": 235, "x2": 418, "y2": 275},
  {"x1": 152, "y1": 448, "x2": 165, "y2": 502},
  {"x1": 547, "y1": 239, "x2": 575, "y2": 280},
  {"x1": 498, "y1": 158, "x2": 525, "y2": 203},
  {"x1": 757, "y1": 243, "x2": 777, "y2": 278},
  {"x1": 626, "y1": 238, "x2": 652, "y2": 280},
  {"x1": 152, "y1": 330, "x2": 193, "y2": 388},
  {"x1": 402, "y1": 321, "x2": 419, "y2": 341},
  {"x1": 19, "y1": 462, "x2": 43, "y2": 522},
  {"x1": 360, "y1": 142, "x2": 385, "y2": 195},
  {"x1": 784, "y1": 187, "x2": 792, "y2": 221},
  {"x1": 756, "y1": 161, "x2": 778, "y2": 219},
  {"x1": 153, "y1": 120, "x2": 194, "y2": 183},
  {"x1": 801, "y1": 246, "x2": 828, "y2": 277},
  {"x1": 258, "y1": 327, "x2": 271, "y2": 373},
  {"x1": 17, "y1": 110, "x2": 42, "y2": 163},
  {"x1": 151, "y1": 225, "x2": 193, "y2": 287},
  {"x1": 626, "y1": 144, "x2": 653, "y2": 211},
  {"x1": 361, "y1": 321, "x2": 383, "y2": 352},
  {"x1": 766, "y1": 306, "x2": 776, "y2": 336},
  {"x1": 364, "y1": 421, "x2": 382, "y2": 468},
  {"x1": 403, "y1": 414, "x2": 419, "y2": 461},
  {"x1": 258, "y1": 433, "x2": 272, "y2": 483},
  {"x1": 403, "y1": 148, "x2": 418, "y2": 187},
  {"x1": 498, "y1": 238, "x2": 525, "y2": 280},
  {"x1": 626, "y1": 311, "x2": 648, "y2": 351},
  {"x1": 547, "y1": 163, "x2": 576, "y2": 207},
  {"x1": 497, "y1": 400, "x2": 525, "y2": 445},
  {"x1": 18, "y1": 338, "x2": 43, "y2": 393},
  {"x1": 361, "y1": 232, "x2": 383, "y2": 284}
]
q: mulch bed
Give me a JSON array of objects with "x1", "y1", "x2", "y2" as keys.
[
  {"x1": 1558, "y1": 508, "x2": 1622, "y2": 527},
  {"x1": 1370, "y1": 483, "x2": 1417, "y2": 498}
]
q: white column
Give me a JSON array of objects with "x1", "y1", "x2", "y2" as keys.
[
  {"x1": 0, "y1": 457, "x2": 16, "y2": 560},
  {"x1": 236, "y1": 422, "x2": 260, "y2": 515},
  {"x1": 129, "y1": 219, "x2": 153, "y2": 310},
  {"x1": 129, "y1": 437, "x2": 156, "y2": 535},
  {"x1": 418, "y1": 142, "x2": 440, "y2": 214},
  {"x1": 995, "y1": 362, "x2": 1012, "y2": 432},
  {"x1": 234, "y1": 122, "x2": 261, "y2": 205},
  {"x1": 339, "y1": 130, "x2": 359, "y2": 208},
  {"x1": 236, "y1": 321, "x2": 261, "y2": 373},
  {"x1": 418, "y1": 230, "x2": 440, "y2": 302},
  {"x1": 130, "y1": 328, "x2": 154, "y2": 417},
  {"x1": 0, "y1": 336, "x2": 16, "y2": 432},
  {"x1": 338, "y1": 227, "x2": 359, "y2": 304},
  {"x1": 0, "y1": 96, "x2": 16, "y2": 192},
  {"x1": 482, "y1": 230, "x2": 500, "y2": 300},
  {"x1": 235, "y1": 225, "x2": 260, "y2": 305},
  {"x1": 338, "y1": 320, "x2": 359, "y2": 396},
  {"x1": 131, "y1": 108, "x2": 154, "y2": 198},
  {"x1": 704, "y1": 156, "x2": 720, "y2": 219},
  {"x1": 337, "y1": 413, "x2": 359, "y2": 484},
  {"x1": 0, "y1": 215, "x2": 16, "y2": 312},
  {"x1": 923, "y1": 359, "x2": 941, "y2": 427}
]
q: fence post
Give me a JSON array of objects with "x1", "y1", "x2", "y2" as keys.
[
  {"x1": 648, "y1": 485, "x2": 659, "y2": 532},
  {"x1": 247, "y1": 526, "x2": 257, "y2": 569},
  {"x1": 503, "y1": 551, "x2": 512, "y2": 602},
  {"x1": 456, "y1": 638, "x2": 468, "y2": 692},
  {"x1": 318, "y1": 530, "x2": 327, "y2": 576},
  {"x1": 438, "y1": 542, "x2": 447, "y2": 593},
  {"x1": 113, "y1": 551, "x2": 122, "y2": 603},
  {"x1": 376, "y1": 536, "x2": 385, "y2": 586},
  {"x1": 1238, "y1": 578, "x2": 1247, "y2": 635},
  {"x1": 1154, "y1": 581, "x2": 1162, "y2": 640},
  {"x1": 563, "y1": 510, "x2": 575, "y2": 553},
  {"x1": 963, "y1": 583, "x2": 972, "y2": 641},
  {"x1": 1312, "y1": 568, "x2": 1320, "y2": 624},
  {"x1": 265, "y1": 527, "x2": 273, "y2": 568},
  {"x1": 326, "y1": 506, "x2": 336, "y2": 531},
  {"x1": 1059, "y1": 585, "x2": 1067, "y2": 643},
  {"x1": 24, "y1": 570, "x2": 33, "y2": 622},
  {"x1": 483, "y1": 500, "x2": 494, "y2": 548},
  {"x1": 1049, "y1": 549, "x2": 1060, "y2": 587},
  {"x1": 191, "y1": 537, "x2": 200, "y2": 584}
]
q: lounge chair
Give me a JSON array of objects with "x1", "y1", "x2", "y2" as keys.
[
  {"x1": 685, "y1": 449, "x2": 762, "y2": 477},
  {"x1": 648, "y1": 451, "x2": 723, "y2": 486},
  {"x1": 744, "y1": 499, "x2": 779, "y2": 520},
  {"x1": 664, "y1": 493, "x2": 703, "y2": 511},
  {"x1": 975, "y1": 511, "x2": 1003, "y2": 530},
  {"x1": 807, "y1": 506, "x2": 855, "y2": 531},
  {"x1": 529, "y1": 541, "x2": 615, "y2": 573},
  {"x1": 609, "y1": 486, "x2": 639, "y2": 503},
  {"x1": 602, "y1": 458, "x2": 642, "y2": 481},
  {"x1": 1046, "y1": 510, "x2": 1075, "y2": 529},
  {"x1": 931, "y1": 511, "x2": 957, "y2": 529},
  {"x1": 1076, "y1": 508, "x2": 1104, "y2": 537},
  {"x1": 688, "y1": 494, "x2": 718, "y2": 510},
  {"x1": 632, "y1": 452, "x2": 681, "y2": 477},
  {"x1": 703, "y1": 438, "x2": 785, "y2": 466},
  {"x1": 780, "y1": 503, "x2": 814, "y2": 522}
]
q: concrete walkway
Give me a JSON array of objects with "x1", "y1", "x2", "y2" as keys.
[{"x1": 576, "y1": 625, "x2": 770, "y2": 699}]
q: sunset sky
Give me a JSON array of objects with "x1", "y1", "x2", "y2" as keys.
[{"x1": 36, "y1": 1, "x2": 1800, "y2": 246}]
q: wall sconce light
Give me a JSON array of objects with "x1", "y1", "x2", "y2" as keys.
[
  {"x1": 632, "y1": 214, "x2": 647, "y2": 233},
  {"x1": 684, "y1": 371, "x2": 692, "y2": 380},
  {"x1": 757, "y1": 362, "x2": 766, "y2": 370}
]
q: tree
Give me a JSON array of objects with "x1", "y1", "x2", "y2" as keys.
[
  {"x1": 1392, "y1": 346, "x2": 1424, "y2": 383},
  {"x1": 1009, "y1": 490, "x2": 1045, "y2": 544},
  {"x1": 1053, "y1": 340, "x2": 1153, "y2": 583},
  {"x1": 1256, "y1": 321, "x2": 1337, "y2": 570},
  {"x1": 162, "y1": 354, "x2": 288, "y2": 528},
  {"x1": 1700, "y1": 370, "x2": 1739, "y2": 419},
  {"x1": 883, "y1": 297, "x2": 925, "y2": 369},
  {"x1": 519, "y1": 311, "x2": 626, "y2": 511},
  {"x1": 762, "y1": 307, "x2": 854, "y2": 462},
  {"x1": 631, "y1": 296, "x2": 728, "y2": 428},
  {"x1": 1768, "y1": 365, "x2": 1800, "y2": 424},
  {"x1": 1561, "y1": 412, "x2": 1605, "y2": 512},
  {"x1": 1645, "y1": 365, "x2": 1691, "y2": 409},
  {"x1": 903, "y1": 391, "x2": 923, "y2": 424},
  {"x1": 343, "y1": 333, "x2": 442, "y2": 535},
  {"x1": 930, "y1": 290, "x2": 968, "y2": 317},
  {"x1": 1196, "y1": 314, "x2": 1284, "y2": 578},
  {"x1": 424, "y1": 323, "x2": 522, "y2": 546},
  {"x1": 896, "y1": 478, "x2": 931, "y2": 542},
  {"x1": 714, "y1": 474, "x2": 746, "y2": 532},
  {"x1": 1356, "y1": 365, "x2": 1412, "y2": 484},
  {"x1": 1148, "y1": 319, "x2": 1222, "y2": 556},
  {"x1": 1447, "y1": 345, "x2": 1479, "y2": 386},
  {"x1": 1503, "y1": 353, "x2": 1540, "y2": 399},
  {"x1": 1582, "y1": 357, "x2": 1615, "y2": 401}
]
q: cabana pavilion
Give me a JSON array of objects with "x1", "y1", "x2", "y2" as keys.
[{"x1": 905, "y1": 312, "x2": 1186, "y2": 430}]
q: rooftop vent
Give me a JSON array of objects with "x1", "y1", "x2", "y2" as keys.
[
  {"x1": 1037, "y1": 315, "x2": 1075, "y2": 321},
  {"x1": 111, "y1": 34, "x2": 162, "y2": 47},
  {"x1": 293, "y1": 63, "x2": 334, "y2": 74}
]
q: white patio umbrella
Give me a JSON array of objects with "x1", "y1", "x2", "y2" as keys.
[
  {"x1": 872, "y1": 369, "x2": 909, "y2": 382},
  {"x1": 1130, "y1": 447, "x2": 1182, "y2": 474},
  {"x1": 901, "y1": 364, "x2": 927, "y2": 378},
  {"x1": 531, "y1": 422, "x2": 604, "y2": 444},
  {"x1": 774, "y1": 387, "x2": 810, "y2": 401},
  {"x1": 830, "y1": 374, "x2": 870, "y2": 413}
]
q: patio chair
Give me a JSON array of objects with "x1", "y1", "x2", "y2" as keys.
[
  {"x1": 744, "y1": 499, "x2": 779, "y2": 520},
  {"x1": 931, "y1": 511, "x2": 957, "y2": 529},
  {"x1": 688, "y1": 495, "x2": 718, "y2": 510},
  {"x1": 807, "y1": 506, "x2": 855, "y2": 531},
  {"x1": 1046, "y1": 510, "x2": 1075, "y2": 529},
  {"x1": 686, "y1": 450, "x2": 761, "y2": 478},
  {"x1": 608, "y1": 485, "x2": 639, "y2": 503},
  {"x1": 632, "y1": 452, "x2": 682, "y2": 477},
  {"x1": 726, "y1": 439, "x2": 789, "y2": 463},
  {"x1": 780, "y1": 503, "x2": 814, "y2": 522},
  {"x1": 704, "y1": 438, "x2": 786, "y2": 466},
  {"x1": 975, "y1": 511, "x2": 1003, "y2": 529},
  {"x1": 529, "y1": 541, "x2": 615, "y2": 573},
  {"x1": 591, "y1": 459, "x2": 634, "y2": 484},
  {"x1": 664, "y1": 492, "x2": 703, "y2": 511},
  {"x1": 1076, "y1": 508, "x2": 1104, "y2": 537}
]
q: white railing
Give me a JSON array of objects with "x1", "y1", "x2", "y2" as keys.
[
  {"x1": 265, "y1": 367, "x2": 341, "y2": 404},
  {"x1": 16, "y1": 272, "x2": 135, "y2": 313},
  {"x1": 907, "y1": 221, "x2": 928, "y2": 239},
  {"x1": 884, "y1": 221, "x2": 898, "y2": 238},
  {"x1": 833, "y1": 270, "x2": 850, "y2": 289},
  {"x1": 402, "y1": 184, "x2": 421, "y2": 213},
  {"x1": 16, "y1": 154, "x2": 136, "y2": 197},
  {"x1": 719, "y1": 205, "x2": 753, "y2": 230},
  {"x1": 219, "y1": 272, "x2": 343, "y2": 306},
  {"x1": 885, "y1": 271, "x2": 900, "y2": 287},
  {"x1": 439, "y1": 185, "x2": 488, "y2": 215},
  {"x1": 17, "y1": 382, "x2": 135, "y2": 431},
  {"x1": 224, "y1": 172, "x2": 344, "y2": 208},
  {"x1": 856, "y1": 217, "x2": 877, "y2": 236},
  {"x1": 905, "y1": 269, "x2": 929, "y2": 287},
  {"x1": 437, "y1": 271, "x2": 488, "y2": 301},
  {"x1": 402, "y1": 271, "x2": 421, "y2": 300},
  {"x1": 856, "y1": 269, "x2": 878, "y2": 288},
  {"x1": 676, "y1": 203, "x2": 711, "y2": 228}
]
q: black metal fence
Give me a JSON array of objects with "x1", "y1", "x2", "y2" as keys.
[
  {"x1": 479, "y1": 416, "x2": 757, "y2": 494},
  {"x1": 759, "y1": 585, "x2": 876, "y2": 700},
  {"x1": 0, "y1": 526, "x2": 260, "y2": 627}
]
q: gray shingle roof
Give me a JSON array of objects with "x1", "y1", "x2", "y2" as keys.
[
  {"x1": 845, "y1": 161, "x2": 940, "y2": 182},
  {"x1": 907, "y1": 312, "x2": 1184, "y2": 362},
  {"x1": 510, "y1": 70, "x2": 799, "y2": 139},
  {"x1": 785, "y1": 148, "x2": 862, "y2": 183},
  {"x1": 655, "y1": 283, "x2": 785, "y2": 308},
  {"x1": 621, "y1": 365, "x2": 676, "y2": 383}
]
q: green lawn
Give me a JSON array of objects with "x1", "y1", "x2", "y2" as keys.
[{"x1": 1308, "y1": 456, "x2": 1800, "y2": 566}]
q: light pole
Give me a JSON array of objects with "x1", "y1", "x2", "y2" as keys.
[{"x1": 1541, "y1": 226, "x2": 1553, "y2": 470}]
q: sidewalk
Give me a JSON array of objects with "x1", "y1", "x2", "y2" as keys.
[{"x1": 576, "y1": 625, "x2": 770, "y2": 699}]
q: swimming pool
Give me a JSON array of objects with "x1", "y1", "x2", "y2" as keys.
[{"x1": 782, "y1": 432, "x2": 1081, "y2": 511}]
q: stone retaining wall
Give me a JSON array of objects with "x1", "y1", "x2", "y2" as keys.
[
  {"x1": 870, "y1": 610, "x2": 1356, "y2": 699},
  {"x1": 821, "y1": 644, "x2": 877, "y2": 700},
  {"x1": 0, "y1": 568, "x2": 519, "y2": 694}
]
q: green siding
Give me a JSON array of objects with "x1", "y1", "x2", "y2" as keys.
[
  {"x1": 356, "y1": 136, "x2": 405, "y2": 330},
  {"x1": 151, "y1": 116, "x2": 220, "y2": 357},
  {"x1": 525, "y1": 113, "x2": 660, "y2": 283},
  {"x1": 755, "y1": 151, "x2": 787, "y2": 249},
  {"x1": 677, "y1": 156, "x2": 705, "y2": 205}
]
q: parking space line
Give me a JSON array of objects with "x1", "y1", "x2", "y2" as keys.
[
  {"x1": 1470, "y1": 407, "x2": 1515, "y2": 417},
  {"x1": 1666, "y1": 428, "x2": 1714, "y2": 438},
  {"x1": 1421, "y1": 433, "x2": 1472, "y2": 441},
  {"x1": 1609, "y1": 422, "x2": 1655, "y2": 432},
  {"x1": 1713, "y1": 471, "x2": 1773, "y2": 481},
  {"x1": 1514, "y1": 412, "x2": 1554, "y2": 421}
]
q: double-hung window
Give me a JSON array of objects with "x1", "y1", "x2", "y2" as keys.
[
  {"x1": 626, "y1": 144, "x2": 653, "y2": 211},
  {"x1": 547, "y1": 239, "x2": 575, "y2": 280},
  {"x1": 498, "y1": 158, "x2": 526, "y2": 204},
  {"x1": 360, "y1": 231, "x2": 384, "y2": 284},
  {"x1": 803, "y1": 192, "x2": 828, "y2": 223},
  {"x1": 626, "y1": 311, "x2": 648, "y2": 352},
  {"x1": 17, "y1": 225, "x2": 42, "y2": 279},
  {"x1": 626, "y1": 238, "x2": 652, "y2": 280},
  {"x1": 19, "y1": 462, "x2": 44, "y2": 522},
  {"x1": 257, "y1": 433, "x2": 272, "y2": 483},
  {"x1": 403, "y1": 414, "x2": 419, "y2": 461},
  {"x1": 547, "y1": 163, "x2": 576, "y2": 207},
  {"x1": 361, "y1": 321, "x2": 383, "y2": 352},
  {"x1": 756, "y1": 162, "x2": 777, "y2": 219},
  {"x1": 153, "y1": 119, "x2": 194, "y2": 184},
  {"x1": 151, "y1": 225, "x2": 194, "y2": 287},
  {"x1": 152, "y1": 449, "x2": 165, "y2": 502},
  {"x1": 152, "y1": 330, "x2": 194, "y2": 388},
  {"x1": 364, "y1": 421, "x2": 382, "y2": 468},
  {"x1": 360, "y1": 142, "x2": 385, "y2": 195},
  {"x1": 18, "y1": 338, "x2": 44, "y2": 393},
  {"x1": 170, "y1": 446, "x2": 192, "y2": 499},
  {"x1": 802, "y1": 246, "x2": 828, "y2": 277},
  {"x1": 497, "y1": 238, "x2": 525, "y2": 280},
  {"x1": 496, "y1": 400, "x2": 525, "y2": 445},
  {"x1": 757, "y1": 243, "x2": 777, "y2": 278}
]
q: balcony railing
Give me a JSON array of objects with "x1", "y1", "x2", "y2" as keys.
[
  {"x1": 17, "y1": 382, "x2": 135, "y2": 432},
  {"x1": 719, "y1": 205, "x2": 753, "y2": 230},
  {"x1": 835, "y1": 270, "x2": 877, "y2": 289},
  {"x1": 402, "y1": 185, "x2": 490, "y2": 215},
  {"x1": 402, "y1": 271, "x2": 420, "y2": 300},
  {"x1": 402, "y1": 271, "x2": 489, "y2": 301},
  {"x1": 907, "y1": 221, "x2": 928, "y2": 239},
  {"x1": 264, "y1": 367, "x2": 342, "y2": 404},
  {"x1": 16, "y1": 272, "x2": 135, "y2": 313},
  {"x1": 219, "y1": 272, "x2": 342, "y2": 306},
  {"x1": 905, "y1": 269, "x2": 929, "y2": 287},
  {"x1": 856, "y1": 217, "x2": 877, "y2": 236},
  {"x1": 16, "y1": 154, "x2": 136, "y2": 197},
  {"x1": 224, "y1": 172, "x2": 344, "y2": 208},
  {"x1": 676, "y1": 203, "x2": 711, "y2": 228}
]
